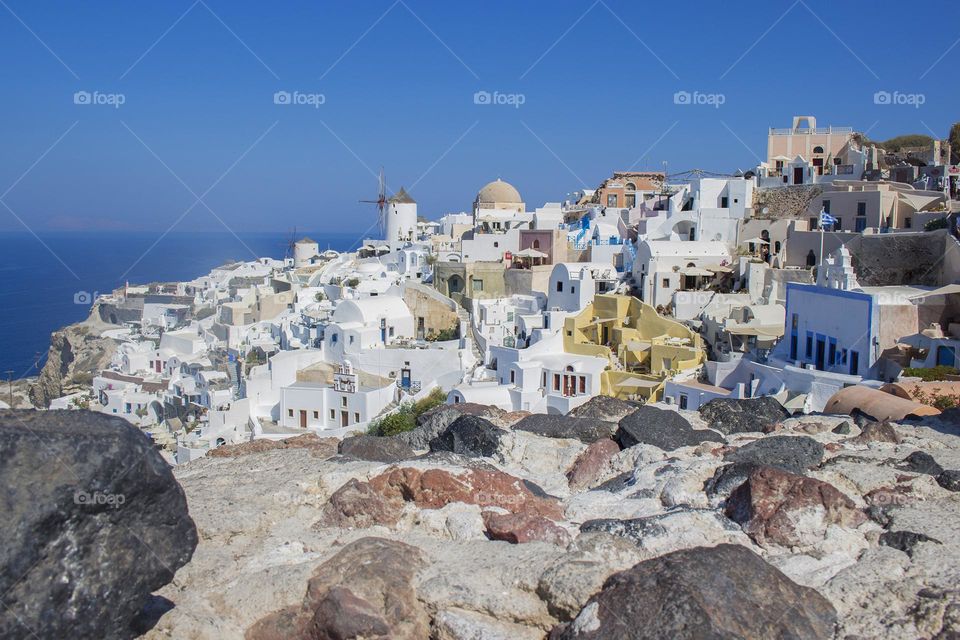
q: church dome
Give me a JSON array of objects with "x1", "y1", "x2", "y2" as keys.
[{"x1": 476, "y1": 178, "x2": 522, "y2": 205}]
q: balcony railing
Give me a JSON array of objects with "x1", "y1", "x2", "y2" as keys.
[{"x1": 769, "y1": 126, "x2": 853, "y2": 136}]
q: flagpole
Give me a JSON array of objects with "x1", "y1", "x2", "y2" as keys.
[{"x1": 817, "y1": 208, "x2": 825, "y2": 284}]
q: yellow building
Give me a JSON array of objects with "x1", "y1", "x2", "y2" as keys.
[{"x1": 563, "y1": 294, "x2": 705, "y2": 402}]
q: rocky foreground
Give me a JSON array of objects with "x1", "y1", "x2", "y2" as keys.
[
  {"x1": 3, "y1": 398, "x2": 960, "y2": 639},
  {"x1": 139, "y1": 397, "x2": 960, "y2": 639}
]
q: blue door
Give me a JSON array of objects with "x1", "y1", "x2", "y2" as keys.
[{"x1": 937, "y1": 346, "x2": 956, "y2": 367}]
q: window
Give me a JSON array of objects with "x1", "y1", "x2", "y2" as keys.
[
  {"x1": 553, "y1": 374, "x2": 561, "y2": 391},
  {"x1": 493, "y1": 241, "x2": 499, "y2": 248},
  {"x1": 331, "y1": 334, "x2": 338, "y2": 344},
  {"x1": 532, "y1": 239, "x2": 541, "y2": 249},
  {"x1": 905, "y1": 217, "x2": 912, "y2": 229},
  {"x1": 855, "y1": 218, "x2": 867, "y2": 232},
  {"x1": 607, "y1": 194, "x2": 617, "y2": 207},
  {"x1": 834, "y1": 217, "x2": 842, "y2": 230},
  {"x1": 679, "y1": 394, "x2": 688, "y2": 410},
  {"x1": 579, "y1": 376, "x2": 586, "y2": 394},
  {"x1": 662, "y1": 278, "x2": 670, "y2": 288},
  {"x1": 341, "y1": 396, "x2": 347, "y2": 407},
  {"x1": 349, "y1": 335, "x2": 354, "y2": 344},
  {"x1": 354, "y1": 412, "x2": 360, "y2": 422},
  {"x1": 288, "y1": 409, "x2": 293, "y2": 417},
  {"x1": 805, "y1": 332, "x2": 813, "y2": 358},
  {"x1": 720, "y1": 196, "x2": 728, "y2": 208},
  {"x1": 389, "y1": 327, "x2": 395, "y2": 337},
  {"x1": 813, "y1": 146, "x2": 824, "y2": 154},
  {"x1": 823, "y1": 200, "x2": 831, "y2": 213},
  {"x1": 330, "y1": 409, "x2": 335, "y2": 420},
  {"x1": 313, "y1": 411, "x2": 318, "y2": 419},
  {"x1": 556, "y1": 281, "x2": 563, "y2": 292},
  {"x1": 624, "y1": 194, "x2": 636, "y2": 207},
  {"x1": 810, "y1": 217, "x2": 818, "y2": 229},
  {"x1": 857, "y1": 201, "x2": 866, "y2": 216},
  {"x1": 472, "y1": 279, "x2": 483, "y2": 292},
  {"x1": 850, "y1": 351, "x2": 860, "y2": 375},
  {"x1": 510, "y1": 370, "x2": 515, "y2": 384},
  {"x1": 570, "y1": 286, "x2": 575, "y2": 294}
]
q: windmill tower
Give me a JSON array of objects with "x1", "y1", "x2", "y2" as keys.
[{"x1": 386, "y1": 186, "x2": 417, "y2": 250}]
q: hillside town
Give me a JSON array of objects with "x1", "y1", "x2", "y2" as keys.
[{"x1": 31, "y1": 115, "x2": 960, "y2": 466}]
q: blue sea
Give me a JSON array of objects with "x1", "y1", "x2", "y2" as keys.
[{"x1": 0, "y1": 231, "x2": 361, "y2": 378}]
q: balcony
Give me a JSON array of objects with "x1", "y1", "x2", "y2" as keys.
[{"x1": 769, "y1": 126, "x2": 853, "y2": 136}]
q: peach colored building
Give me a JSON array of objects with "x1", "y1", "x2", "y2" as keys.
[
  {"x1": 767, "y1": 116, "x2": 856, "y2": 181},
  {"x1": 593, "y1": 171, "x2": 664, "y2": 209}
]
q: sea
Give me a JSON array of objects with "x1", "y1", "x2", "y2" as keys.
[{"x1": 0, "y1": 230, "x2": 362, "y2": 379}]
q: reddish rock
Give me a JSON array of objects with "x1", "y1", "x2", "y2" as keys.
[
  {"x1": 566, "y1": 439, "x2": 621, "y2": 490},
  {"x1": 209, "y1": 434, "x2": 338, "y2": 458},
  {"x1": 368, "y1": 466, "x2": 563, "y2": 520},
  {"x1": 864, "y1": 485, "x2": 912, "y2": 509},
  {"x1": 824, "y1": 442, "x2": 842, "y2": 452},
  {"x1": 482, "y1": 511, "x2": 571, "y2": 546},
  {"x1": 246, "y1": 537, "x2": 429, "y2": 640},
  {"x1": 725, "y1": 465, "x2": 866, "y2": 547},
  {"x1": 315, "y1": 478, "x2": 404, "y2": 529}
]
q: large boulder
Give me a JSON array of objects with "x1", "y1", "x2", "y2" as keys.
[
  {"x1": 428, "y1": 415, "x2": 506, "y2": 458},
  {"x1": 724, "y1": 435, "x2": 824, "y2": 475},
  {"x1": 0, "y1": 410, "x2": 197, "y2": 640},
  {"x1": 698, "y1": 396, "x2": 790, "y2": 435},
  {"x1": 725, "y1": 465, "x2": 866, "y2": 548},
  {"x1": 337, "y1": 434, "x2": 415, "y2": 462},
  {"x1": 615, "y1": 405, "x2": 724, "y2": 452},
  {"x1": 553, "y1": 544, "x2": 837, "y2": 639},
  {"x1": 401, "y1": 403, "x2": 510, "y2": 450},
  {"x1": 512, "y1": 413, "x2": 616, "y2": 444},
  {"x1": 247, "y1": 537, "x2": 429, "y2": 640},
  {"x1": 566, "y1": 395, "x2": 639, "y2": 423}
]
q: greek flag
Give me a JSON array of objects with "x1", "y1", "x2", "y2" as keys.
[{"x1": 819, "y1": 209, "x2": 838, "y2": 229}]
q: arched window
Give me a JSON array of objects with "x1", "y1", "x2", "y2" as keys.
[
  {"x1": 813, "y1": 146, "x2": 824, "y2": 154},
  {"x1": 625, "y1": 182, "x2": 637, "y2": 191},
  {"x1": 533, "y1": 239, "x2": 540, "y2": 249}
]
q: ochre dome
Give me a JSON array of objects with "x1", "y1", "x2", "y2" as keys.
[{"x1": 476, "y1": 178, "x2": 522, "y2": 205}]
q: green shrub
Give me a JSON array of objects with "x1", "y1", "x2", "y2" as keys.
[
  {"x1": 925, "y1": 217, "x2": 950, "y2": 231},
  {"x1": 902, "y1": 365, "x2": 960, "y2": 381},
  {"x1": 345, "y1": 278, "x2": 360, "y2": 288},
  {"x1": 367, "y1": 387, "x2": 447, "y2": 436}
]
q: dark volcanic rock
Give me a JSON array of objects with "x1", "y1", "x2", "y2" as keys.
[
  {"x1": 725, "y1": 465, "x2": 865, "y2": 547},
  {"x1": 724, "y1": 435, "x2": 824, "y2": 474},
  {"x1": 247, "y1": 537, "x2": 429, "y2": 640},
  {"x1": 401, "y1": 402, "x2": 509, "y2": 450},
  {"x1": 704, "y1": 462, "x2": 760, "y2": 499},
  {"x1": 0, "y1": 410, "x2": 197, "y2": 640},
  {"x1": 831, "y1": 421, "x2": 851, "y2": 434},
  {"x1": 579, "y1": 517, "x2": 668, "y2": 544},
  {"x1": 513, "y1": 413, "x2": 616, "y2": 444},
  {"x1": 428, "y1": 414, "x2": 506, "y2": 458},
  {"x1": 552, "y1": 543, "x2": 837, "y2": 639},
  {"x1": 698, "y1": 396, "x2": 790, "y2": 435},
  {"x1": 615, "y1": 405, "x2": 724, "y2": 451},
  {"x1": 879, "y1": 530, "x2": 941, "y2": 557},
  {"x1": 590, "y1": 471, "x2": 637, "y2": 493},
  {"x1": 937, "y1": 470, "x2": 960, "y2": 492},
  {"x1": 338, "y1": 434, "x2": 415, "y2": 462},
  {"x1": 566, "y1": 395, "x2": 639, "y2": 423},
  {"x1": 894, "y1": 451, "x2": 944, "y2": 476}
]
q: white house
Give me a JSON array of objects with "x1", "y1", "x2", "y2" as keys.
[
  {"x1": 633, "y1": 240, "x2": 731, "y2": 308},
  {"x1": 547, "y1": 262, "x2": 618, "y2": 312}
]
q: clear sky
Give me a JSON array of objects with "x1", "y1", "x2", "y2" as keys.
[{"x1": 0, "y1": 0, "x2": 956, "y2": 234}]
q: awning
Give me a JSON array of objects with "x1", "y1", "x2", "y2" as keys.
[
  {"x1": 741, "y1": 237, "x2": 769, "y2": 245},
  {"x1": 909, "y1": 284, "x2": 960, "y2": 299},
  {"x1": 514, "y1": 247, "x2": 548, "y2": 259},
  {"x1": 703, "y1": 264, "x2": 733, "y2": 273},
  {"x1": 680, "y1": 266, "x2": 714, "y2": 277}
]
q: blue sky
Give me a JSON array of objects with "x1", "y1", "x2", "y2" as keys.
[{"x1": 0, "y1": 0, "x2": 957, "y2": 233}]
